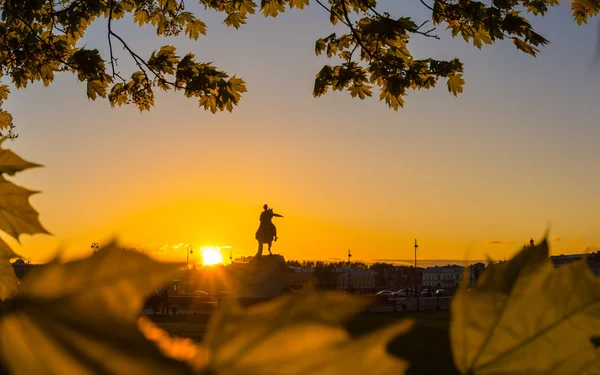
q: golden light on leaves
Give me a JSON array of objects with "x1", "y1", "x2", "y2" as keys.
[
  {"x1": 0, "y1": 243, "x2": 193, "y2": 375},
  {"x1": 450, "y1": 239, "x2": 600, "y2": 375},
  {"x1": 202, "y1": 286, "x2": 413, "y2": 374},
  {"x1": 138, "y1": 317, "x2": 209, "y2": 372}
]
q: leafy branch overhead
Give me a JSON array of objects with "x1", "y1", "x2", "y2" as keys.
[{"x1": 0, "y1": 0, "x2": 599, "y2": 133}]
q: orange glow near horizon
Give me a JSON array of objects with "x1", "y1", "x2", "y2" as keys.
[{"x1": 201, "y1": 246, "x2": 224, "y2": 266}]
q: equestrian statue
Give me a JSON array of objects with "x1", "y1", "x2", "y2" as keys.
[{"x1": 255, "y1": 204, "x2": 283, "y2": 257}]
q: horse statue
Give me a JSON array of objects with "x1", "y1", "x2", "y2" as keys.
[{"x1": 255, "y1": 204, "x2": 283, "y2": 258}]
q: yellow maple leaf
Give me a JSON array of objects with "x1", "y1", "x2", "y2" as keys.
[
  {"x1": 202, "y1": 286, "x2": 413, "y2": 374},
  {"x1": 0, "y1": 141, "x2": 48, "y2": 241},
  {"x1": 0, "y1": 178, "x2": 50, "y2": 240},
  {"x1": 451, "y1": 238, "x2": 600, "y2": 375},
  {"x1": 0, "y1": 242, "x2": 195, "y2": 375},
  {"x1": 0, "y1": 139, "x2": 42, "y2": 176}
]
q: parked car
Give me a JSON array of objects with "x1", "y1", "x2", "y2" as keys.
[
  {"x1": 434, "y1": 288, "x2": 447, "y2": 297},
  {"x1": 375, "y1": 290, "x2": 395, "y2": 302},
  {"x1": 420, "y1": 289, "x2": 432, "y2": 297},
  {"x1": 394, "y1": 289, "x2": 407, "y2": 297}
]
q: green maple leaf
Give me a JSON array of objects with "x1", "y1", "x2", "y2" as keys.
[
  {"x1": 451, "y1": 239, "x2": 600, "y2": 375},
  {"x1": 447, "y1": 73, "x2": 465, "y2": 96},
  {"x1": 202, "y1": 286, "x2": 413, "y2": 374},
  {"x1": 0, "y1": 242, "x2": 194, "y2": 375}
]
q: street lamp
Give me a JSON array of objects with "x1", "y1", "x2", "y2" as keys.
[
  {"x1": 414, "y1": 239, "x2": 419, "y2": 312},
  {"x1": 186, "y1": 245, "x2": 194, "y2": 294}
]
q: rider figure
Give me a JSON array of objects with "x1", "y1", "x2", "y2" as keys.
[{"x1": 260, "y1": 204, "x2": 282, "y2": 241}]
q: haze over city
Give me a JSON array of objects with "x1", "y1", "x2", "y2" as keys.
[{"x1": 4, "y1": 1, "x2": 600, "y2": 264}]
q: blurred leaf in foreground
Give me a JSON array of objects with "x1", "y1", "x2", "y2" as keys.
[
  {"x1": 202, "y1": 286, "x2": 413, "y2": 374},
  {"x1": 0, "y1": 242, "x2": 194, "y2": 375},
  {"x1": 0, "y1": 141, "x2": 44, "y2": 301},
  {"x1": 0, "y1": 141, "x2": 49, "y2": 240},
  {"x1": 451, "y1": 238, "x2": 600, "y2": 375},
  {"x1": 0, "y1": 236, "x2": 19, "y2": 300}
]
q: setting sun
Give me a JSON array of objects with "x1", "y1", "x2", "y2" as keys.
[{"x1": 201, "y1": 246, "x2": 223, "y2": 266}]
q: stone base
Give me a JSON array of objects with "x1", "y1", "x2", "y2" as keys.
[{"x1": 234, "y1": 254, "x2": 288, "y2": 299}]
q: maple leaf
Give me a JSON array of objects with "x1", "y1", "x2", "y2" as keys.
[
  {"x1": 0, "y1": 111, "x2": 13, "y2": 131},
  {"x1": 203, "y1": 286, "x2": 413, "y2": 374},
  {"x1": 87, "y1": 80, "x2": 107, "y2": 100},
  {"x1": 0, "y1": 242, "x2": 194, "y2": 375},
  {"x1": 184, "y1": 19, "x2": 207, "y2": 40},
  {"x1": 138, "y1": 317, "x2": 209, "y2": 372},
  {"x1": 349, "y1": 83, "x2": 373, "y2": 100},
  {"x1": 0, "y1": 139, "x2": 42, "y2": 176},
  {"x1": 0, "y1": 178, "x2": 49, "y2": 240},
  {"x1": 447, "y1": 73, "x2": 465, "y2": 96},
  {"x1": 451, "y1": 238, "x2": 600, "y2": 375},
  {"x1": 0, "y1": 236, "x2": 19, "y2": 300}
]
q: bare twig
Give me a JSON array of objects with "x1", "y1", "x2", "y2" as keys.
[
  {"x1": 419, "y1": 0, "x2": 434, "y2": 11},
  {"x1": 107, "y1": 0, "x2": 126, "y2": 83}
]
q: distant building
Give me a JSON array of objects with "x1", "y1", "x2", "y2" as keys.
[
  {"x1": 284, "y1": 266, "x2": 375, "y2": 293},
  {"x1": 336, "y1": 269, "x2": 376, "y2": 293},
  {"x1": 284, "y1": 267, "x2": 315, "y2": 289},
  {"x1": 314, "y1": 268, "x2": 345, "y2": 290},
  {"x1": 381, "y1": 267, "x2": 413, "y2": 290},
  {"x1": 550, "y1": 252, "x2": 600, "y2": 276},
  {"x1": 423, "y1": 266, "x2": 463, "y2": 291}
]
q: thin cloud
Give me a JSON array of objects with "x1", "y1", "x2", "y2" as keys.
[
  {"x1": 583, "y1": 246, "x2": 600, "y2": 253},
  {"x1": 152, "y1": 245, "x2": 169, "y2": 254},
  {"x1": 486, "y1": 240, "x2": 513, "y2": 245}
]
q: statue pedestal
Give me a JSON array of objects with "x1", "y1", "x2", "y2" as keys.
[{"x1": 234, "y1": 254, "x2": 287, "y2": 300}]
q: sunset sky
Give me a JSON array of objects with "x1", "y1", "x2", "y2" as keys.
[{"x1": 3, "y1": 1, "x2": 600, "y2": 264}]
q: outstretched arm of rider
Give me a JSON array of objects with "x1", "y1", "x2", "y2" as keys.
[{"x1": 273, "y1": 213, "x2": 283, "y2": 218}]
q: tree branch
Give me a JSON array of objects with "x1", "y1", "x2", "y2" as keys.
[
  {"x1": 107, "y1": 0, "x2": 126, "y2": 83},
  {"x1": 3, "y1": 2, "x2": 76, "y2": 71},
  {"x1": 419, "y1": 0, "x2": 434, "y2": 12}
]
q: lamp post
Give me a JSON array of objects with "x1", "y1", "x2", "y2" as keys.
[
  {"x1": 414, "y1": 239, "x2": 419, "y2": 312},
  {"x1": 347, "y1": 249, "x2": 352, "y2": 292},
  {"x1": 186, "y1": 245, "x2": 194, "y2": 294}
]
